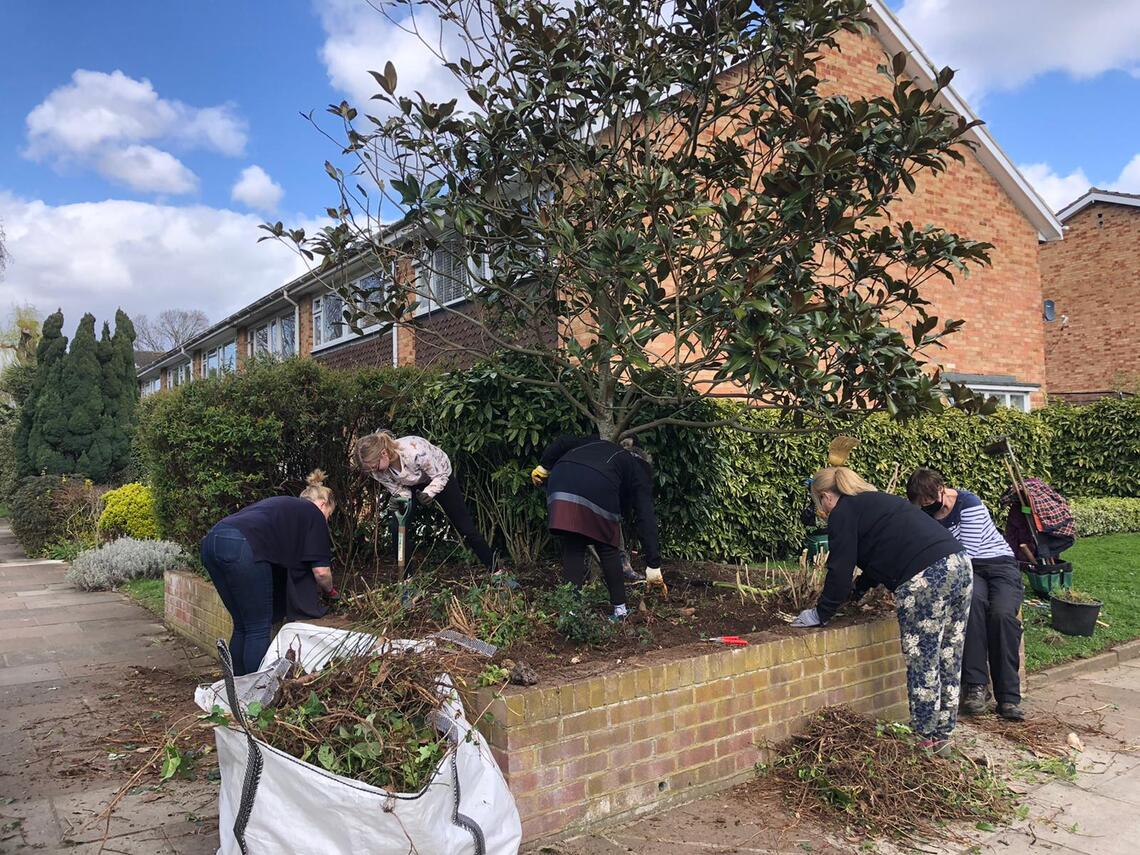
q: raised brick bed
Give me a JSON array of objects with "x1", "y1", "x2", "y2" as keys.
[
  {"x1": 165, "y1": 568, "x2": 231, "y2": 652},
  {"x1": 164, "y1": 569, "x2": 907, "y2": 844},
  {"x1": 465, "y1": 618, "x2": 908, "y2": 842}
]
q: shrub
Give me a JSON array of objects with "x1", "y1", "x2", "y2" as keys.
[
  {"x1": 1043, "y1": 398, "x2": 1140, "y2": 498},
  {"x1": 9, "y1": 474, "x2": 106, "y2": 557},
  {"x1": 66, "y1": 537, "x2": 187, "y2": 591},
  {"x1": 1070, "y1": 498, "x2": 1140, "y2": 538},
  {"x1": 0, "y1": 417, "x2": 17, "y2": 501},
  {"x1": 97, "y1": 482, "x2": 160, "y2": 540},
  {"x1": 43, "y1": 536, "x2": 98, "y2": 562}
]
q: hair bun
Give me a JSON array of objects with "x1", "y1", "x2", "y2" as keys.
[{"x1": 306, "y1": 468, "x2": 327, "y2": 488}]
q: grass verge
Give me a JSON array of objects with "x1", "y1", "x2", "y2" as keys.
[
  {"x1": 121, "y1": 577, "x2": 164, "y2": 617},
  {"x1": 1024, "y1": 532, "x2": 1140, "y2": 672}
]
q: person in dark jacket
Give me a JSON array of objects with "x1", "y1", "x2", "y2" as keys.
[
  {"x1": 908, "y1": 468, "x2": 1025, "y2": 721},
  {"x1": 200, "y1": 469, "x2": 337, "y2": 675},
  {"x1": 533, "y1": 436, "x2": 663, "y2": 620},
  {"x1": 791, "y1": 466, "x2": 972, "y2": 754}
]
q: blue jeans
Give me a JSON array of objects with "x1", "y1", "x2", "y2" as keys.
[{"x1": 200, "y1": 523, "x2": 275, "y2": 676}]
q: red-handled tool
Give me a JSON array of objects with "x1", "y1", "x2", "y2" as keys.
[{"x1": 708, "y1": 635, "x2": 748, "y2": 646}]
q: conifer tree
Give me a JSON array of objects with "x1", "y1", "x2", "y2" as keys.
[
  {"x1": 19, "y1": 309, "x2": 69, "y2": 475},
  {"x1": 61, "y1": 313, "x2": 110, "y2": 479}
]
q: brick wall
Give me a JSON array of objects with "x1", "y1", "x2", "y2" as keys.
[
  {"x1": 818, "y1": 30, "x2": 1048, "y2": 402},
  {"x1": 467, "y1": 618, "x2": 907, "y2": 842},
  {"x1": 310, "y1": 330, "x2": 395, "y2": 370},
  {"x1": 165, "y1": 569, "x2": 232, "y2": 653},
  {"x1": 1040, "y1": 203, "x2": 1140, "y2": 395}
]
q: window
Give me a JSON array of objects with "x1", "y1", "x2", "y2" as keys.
[
  {"x1": 946, "y1": 381, "x2": 1035, "y2": 413},
  {"x1": 419, "y1": 236, "x2": 472, "y2": 312},
  {"x1": 140, "y1": 377, "x2": 162, "y2": 397},
  {"x1": 250, "y1": 313, "x2": 296, "y2": 358},
  {"x1": 312, "y1": 294, "x2": 347, "y2": 348},
  {"x1": 171, "y1": 361, "x2": 192, "y2": 387},
  {"x1": 203, "y1": 340, "x2": 236, "y2": 377}
]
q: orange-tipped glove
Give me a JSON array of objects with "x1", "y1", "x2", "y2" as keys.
[
  {"x1": 644, "y1": 566, "x2": 667, "y2": 595},
  {"x1": 531, "y1": 465, "x2": 550, "y2": 487}
]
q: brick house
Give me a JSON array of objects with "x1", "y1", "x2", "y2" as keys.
[
  {"x1": 1039, "y1": 188, "x2": 1140, "y2": 403},
  {"x1": 138, "y1": 0, "x2": 1062, "y2": 410}
]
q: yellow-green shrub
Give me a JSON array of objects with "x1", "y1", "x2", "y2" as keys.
[{"x1": 97, "y1": 482, "x2": 161, "y2": 541}]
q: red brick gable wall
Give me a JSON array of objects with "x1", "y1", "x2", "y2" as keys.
[
  {"x1": 1040, "y1": 203, "x2": 1140, "y2": 396},
  {"x1": 818, "y1": 30, "x2": 1047, "y2": 401}
]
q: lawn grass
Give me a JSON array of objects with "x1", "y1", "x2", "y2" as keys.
[
  {"x1": 121, "y1": 577, "x2": 165, "y2": 617},
  {"x1": 1023, "y1": 533, "x2": 1140, "y2": 672}
]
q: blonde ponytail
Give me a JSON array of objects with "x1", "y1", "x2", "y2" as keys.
[
  {"x1": 811, "y1": 465, "x2": 876, "y2": 509},
  {"x1": 300, "y1": 468, "x2": 336, "y2": 510}
]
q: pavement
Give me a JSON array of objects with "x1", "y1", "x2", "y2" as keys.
[
  {"x1": 1, "y1": 517, "x2": 1139, "y2": 854},
  {"x1": 0, "y1": 523, "x2": 218, "y2": 854}
]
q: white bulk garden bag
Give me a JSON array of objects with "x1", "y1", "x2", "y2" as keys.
[{"x1": 195, "y1": 622, "x2": 521, "y2": 855}]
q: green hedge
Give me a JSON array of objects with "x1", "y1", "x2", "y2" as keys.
[
  {"x1": 1070, "y1": 497, "x2": 1140, "y2": 537},
  {"x1": 136, "y1": 356, "x2": 1073, "y2": 567},
  {"x1": 9, "y1": 474, "x2": 106, "y2": 557},
  {"x1": 1042, "y1": 398, "x2": 1140, "y2": 497}
]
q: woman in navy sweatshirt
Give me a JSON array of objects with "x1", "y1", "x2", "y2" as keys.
[
  {"x1": 199, "y1": 469, "x2": 337, "y2": 675},
  {"x1": 791, "y1": 466, "x2": 971, "y2": 754}
]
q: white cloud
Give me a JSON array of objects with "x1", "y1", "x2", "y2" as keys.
[
  {"x1": 231, "y1": 165, "x2": 284, "y2": 212},
  {"x1": 896, "y1": 0, "x2": 1140, "y2": 103},
  {"x1": 1019, "y1": 153, "x2": 1140, "y2": 212},
  {"x1": 0, "y1": 191, "x2": 322, "y2": 329},
  {"x1": 23, "y1": 69, "x2": 248, "y2": 194},
  {"x1": 316, "y1": 0, "x2": 471, "y2": 111},
  {"x1": 1018, "y1": 162, "x2": 1091, "y2": 212},
  {"x1": 97, "y1": 145, "x2": 199, "y2": 195}
]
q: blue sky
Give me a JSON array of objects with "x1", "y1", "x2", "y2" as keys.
[{"x1": 2, "y1": 0, "x2": 1140, "y2": 333}]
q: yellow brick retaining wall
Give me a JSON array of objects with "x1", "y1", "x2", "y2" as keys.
[{"x1": 466, "y1": 618, "x2": 908, "y2": 842}]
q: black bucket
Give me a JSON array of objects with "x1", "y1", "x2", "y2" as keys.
[{"x1": 1050, "y1": 596, "x2": 1102, "y2": 637}]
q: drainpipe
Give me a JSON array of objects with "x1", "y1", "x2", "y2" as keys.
[
  {"x1": 282, "y1": 286, "x2": 300, "y2": 357},
  {"x1": 391, "y1": 322, "x2": 399, "y2": 367}
]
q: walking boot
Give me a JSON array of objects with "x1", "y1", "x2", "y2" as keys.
[
  {"x1": 961, "y1": 684, "x2": 988, "y2": 716},
  {"x1": 998, "y1": 702, "x2": 1026, "y2": 721}
]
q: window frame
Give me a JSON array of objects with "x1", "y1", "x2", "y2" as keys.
[
  {"x1": 311, "y1": 272, "x2": 393, "y2": 352},
  {"x1": 949, "y1": 382, "x2": 1036, "y2": 412},
  {"x1": 414, "y1": 234, "x2": 484, "y2": 316}
]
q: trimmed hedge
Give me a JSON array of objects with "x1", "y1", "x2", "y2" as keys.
[
  {"x1": 1070, "y1": 498, "x2": 1140, "y2": 538},
  {"x1": 9, "y1": 474, "x2": 107, "y2": 557},
  {"x1": 136, "y1": 357, "x2": 1065, "y2": 566},
  {"x1": 97, "y1": 482, "x2": 161, "y2": 541},
  {"x1": 1042, "y1": 398, "x2": 1140, "y2": 498}
]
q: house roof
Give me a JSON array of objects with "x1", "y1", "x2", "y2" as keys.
[
  {"x1": 867, "y1": 1, "x2": 1063, "y2": 242},
  {"x1": 1055, "y1": 187, "x2": 1140, "y2": 223}
]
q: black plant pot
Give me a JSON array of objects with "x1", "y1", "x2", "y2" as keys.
[{"x1": 1050, "y1": 595, "x2": 1102, "y2": 637}]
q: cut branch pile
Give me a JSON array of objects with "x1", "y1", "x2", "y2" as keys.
[
  {"x1": 240, "y1": 649, "x2": 476, "y2": 793},
  {"x1": 759, "y1": 707, "x2": 1016, "y2": 840}
]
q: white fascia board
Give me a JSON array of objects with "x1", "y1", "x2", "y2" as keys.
[
  {"x1": 1055, "y1": 190, "x2": 1140, "y2": 223},
  {"x1": 866, "y1": 0, "x2": 1064, "y2": 242}
]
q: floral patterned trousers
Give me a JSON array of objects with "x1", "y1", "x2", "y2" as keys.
[{"x1": 894, "y1": 552, "x2": 973, "y2": 740}]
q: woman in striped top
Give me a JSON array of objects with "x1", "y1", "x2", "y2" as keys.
[{"x1": 907, "y1": 468, "x2": 1025, "y2": 721}]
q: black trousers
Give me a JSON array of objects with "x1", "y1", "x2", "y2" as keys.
[
  {"x1": 962, "y1": 557, "x2": 1023, "y2": 705},
  {"x1": 561, "y1": 533, "x2": 625, "y2": 607},
  {"x1": 392, "y1": 477, "x2": 495, "y2": 575}
]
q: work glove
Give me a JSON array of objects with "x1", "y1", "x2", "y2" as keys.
[
  {"x1": 644, "y1": 566, "x2": 668, "y2": 595},
  {"x1": 790, "y1": 607, "x2": 822, "y2": 627},
  {"x1": 388, "y1": 494, "x2": 410, "y2": 512},
  {"x1": 531, "y1": 465, "x2": 550, "y2": 487},
  {"x1": 323, "y1": 586, "x2": 340, "y2": 602},
  {"x1": 414, "y1": 490, "x2": 434, "y2": 507}
]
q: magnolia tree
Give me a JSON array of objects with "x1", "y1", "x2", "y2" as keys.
[{"x1": 269, "y1": 0, "x2": 994, "y2": 439}]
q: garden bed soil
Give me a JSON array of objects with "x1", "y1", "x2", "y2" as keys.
[{"x1": 334, "y1": 557, "x2": 894, "y2": 686}]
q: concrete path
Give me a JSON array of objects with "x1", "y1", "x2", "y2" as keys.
[
  {"x1": 549, "y1": 653, "x2": 1140, "y2": 855},
  {"x1": 0, "y1": 523, "x2": 218, "y2": 854}
]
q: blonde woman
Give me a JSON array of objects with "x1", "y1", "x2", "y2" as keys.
[
  {"x1": 353, "y1": 431, "x2": 497, "y2": 576},
  {"x1": 200, "y1": 470, "x2": 337, "y2": 675},
  {"x1": 792, "y1": 466, "x2": 972, "y2": 755}
]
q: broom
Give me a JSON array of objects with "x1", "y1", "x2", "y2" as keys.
[{"x1": 827, "y1": 435, "x2": 859, "y2": 466}]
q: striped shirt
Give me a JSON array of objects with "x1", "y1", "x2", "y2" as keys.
[{"x1": 940, "y1": 489, "x2": 1013, "y2": 560}]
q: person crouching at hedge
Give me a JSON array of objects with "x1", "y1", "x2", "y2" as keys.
[
  {"x1": 791, "y1": 466, "x2": 972, "y2": 756},
  {"x1": 907, "y1": 467, "x2": 1025, "y2": 721},
  {"x1": 532, "y1": 435, "x2": 664, "y2": 621},
  {"x1": 352, "y1": 431, "x2": 498, "y2": 576},
  {"x1": 200, "y1": 470, "x2": 337, "y2": 676}
]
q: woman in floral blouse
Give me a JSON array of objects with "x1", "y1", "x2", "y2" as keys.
[{"x1": 352, "y1": 431, "x2": 497, "y2": 576}]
